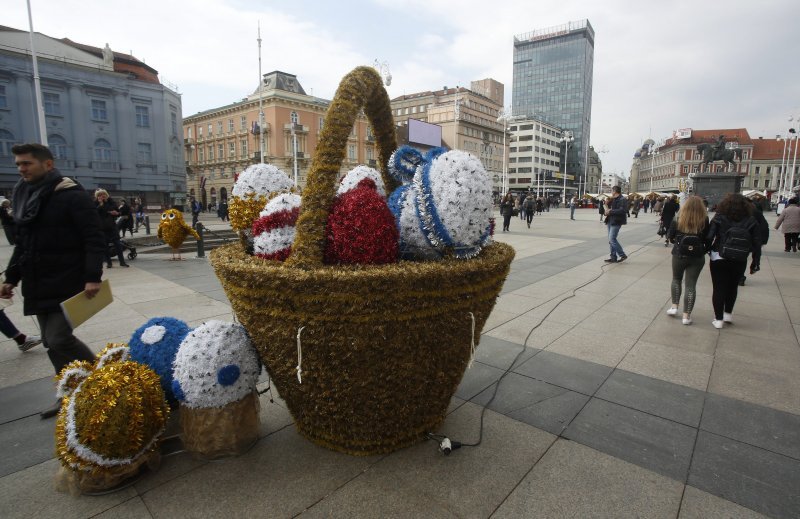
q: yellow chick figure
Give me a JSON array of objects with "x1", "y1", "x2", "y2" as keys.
[{"x1": 157, "y1": 209, "x2": 200, "y2": 260}]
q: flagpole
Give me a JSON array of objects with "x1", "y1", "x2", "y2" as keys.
[
  {"x1": 257, "y1": 22, "x2": 265, "y2": 164},
  {"x1": 26, "y1": 0, "x2": 47, "y2": 145}
]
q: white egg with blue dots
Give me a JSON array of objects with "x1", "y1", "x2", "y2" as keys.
[{"x1": 171, "y1": 320, "x2": 261, "y2": 409}]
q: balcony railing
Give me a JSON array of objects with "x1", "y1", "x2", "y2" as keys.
[{"x1": 90, "y1": 161, "x2": 118, "y2": 171}]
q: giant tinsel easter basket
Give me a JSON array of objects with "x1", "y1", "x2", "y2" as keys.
[{"x1": 211, "y1": 66, "x2": 514, "y2": 455}]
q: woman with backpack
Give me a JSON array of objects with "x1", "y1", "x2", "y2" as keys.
[
  {"x1": 706, "y1": 193, "x2": 759, "y2": 329},
  {"x1": 666, "y1": 196, "x2": 710, "y2": 325}
]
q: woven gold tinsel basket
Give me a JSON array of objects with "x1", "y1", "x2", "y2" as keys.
[{"x1": 211, "y1": 66, "x2": 514, "y2": 455}]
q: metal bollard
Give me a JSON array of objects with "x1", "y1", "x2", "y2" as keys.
[
  {"x1": 144, "y1": 215, "x2": 151, "y2": 235},
  {"x1": 196, "y1": 223, "x2": 205, "y2": 258}
]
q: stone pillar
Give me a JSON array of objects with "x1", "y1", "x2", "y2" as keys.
[
  {"x1": 113, "y1": 89, "x2": 134, "y2": 173},
  {"x1": 14, "y1": 75, "x2": 37, "y2": 143},
  {"x1": 67, "y1": 82, "x2": 89, "y2": 168}
]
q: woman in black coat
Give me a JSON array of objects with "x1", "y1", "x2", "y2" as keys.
[
  {"x1": 0, "y1": 200, "x2": 15, "y2": 245},
  {"x1": 706, "y1": 193, "x2": 759, "y2": 329},
  {"x1": 95, "y1": 190, "x2": 129, "y2": 268},
  {"x1": 499, "y1": 193, "x2": 514, "y2": 232}
]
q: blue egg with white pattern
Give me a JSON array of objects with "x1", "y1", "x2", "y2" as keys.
[
  {"x1": 171, "y1": 320, "x2": 261, "y2": 409},
  {"x1": 129, "y1": 317, "x2": 191, "y2": 403}
]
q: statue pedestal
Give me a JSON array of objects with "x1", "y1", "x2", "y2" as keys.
[{"x1": 691, "y1": 174, "x2": 744, "y2": 208}]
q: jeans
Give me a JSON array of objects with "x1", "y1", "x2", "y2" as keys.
[
  {"x1": 37, "y1": 311, "x2": 95, "y2": 374},
  {"x1": 784, "y1": 232, "x2": 799, "y2": 251},
  {"x1": 671, "y1": 255, "x2": 705, "y2": 315},
  {"x1": 526, "y1": 212, "x2": 533, "y2": 226},
  {"x1": 709, "y1": 259, "x2": 747, "y2": 320},
  {"x1": 502, "y1": 214, "x2": 512, "y2": 231},
  {"x1": 0, "y1": 309, "x2": 20, "y2": 339},
  {"x1": 607, "y1": 224, "x2": 625, "y2": 259},
  {"x1": 570, "y1": 206, "x2": 576, "y2": 219}
]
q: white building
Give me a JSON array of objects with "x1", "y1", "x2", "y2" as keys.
[{"x1": 507, "y1": 117, "x2": 569, "y2": 196}]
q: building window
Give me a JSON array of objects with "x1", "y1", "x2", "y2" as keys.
[
  {"x1": 753, "y1": 179, "x2": 759, "y2": 188},
  {"x1": 348, "y1": 144, "x2": 356, "y2": 161},
  {"x1": 137, "y1": 143, "x2": 152, "y2": 164},
  {"x1": 187, "y1": 127, "x2": 193, "y2": 139},
  {"x1": 229, "y1": 142, "x2": 235, "y2": 157},
  {"x1": 208, "y1": 145, "x2": 214, "y2": 160},
  {"x1": 218, "y1": 143, "x2": 224, "y2": 160},
  {"x1": 198, "y1": 126, "x2": 203, "y2": 137},
  {"x1": 199, "y1": 147, "x2": 204, "y2": 162},
  {"x1": 319, "y1": 117, "x2": 324, "y2": 130},
  {"x1": 0, "y1": 85, "x2": 6, "y2": 108},
  {"x1": 0, "y1": 129, "x2": 15, "y2": 157},
  {"x1": 754, "y1": 166, "x2": 760, "y2": 175},
  {"x1": 366, "y1": 147, "x2": 374, "y2": 161},
  {"x1": 135, "y1": 106, "x2": 150, "y2": 127},
  {"x1": 290, "y1": 111, "x2": 299, "y2": 125},
  {"x1": 420, "y1": 105, "x2": 425, "y2": 113},
  {"x1": 228, "y1": 119, "x2": 234, "y2": 132},
  {"x1": 171, "y1": 112, "x2": 178, "y2": 136},
  {"x1": 241, "y1": 115, "x2": 247, "y2": 130},
  {"x1": 172, "y1": 145, "x2": 179, "y2": 164},
  {"x1": 48, "y1": 134, "x2": 67, "y2": 159},
  {"x1": 43, "y1": 92, "x2": 61, "y2": 115},
  {"x1": 240, "y1": 139, "x2": 247, "y2": 157},
  {"x1": 93, "y1": 139, "x2": 112, "y2": 161},
  {"x1": 217, "y1": 121, "x2": 223, "y2": 134},
  {"x1": 207, "y1": 123, "x2": 213, "y2": 135},
  {"x1": 91, "y1": 99, "x2": 108, "y2": 121}
]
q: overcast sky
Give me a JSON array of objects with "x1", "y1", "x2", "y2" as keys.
[{"x1": 6, "y1": 0, "x2": 799, "y2": 176}]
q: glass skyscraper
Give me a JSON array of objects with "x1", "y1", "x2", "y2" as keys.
[{"x1": 512, "y1": 20, "x2": 594, "y2": 188}]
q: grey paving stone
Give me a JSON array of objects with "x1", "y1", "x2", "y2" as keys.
[
  {"x1": 0, "y1": 376, "x2": 55, "y2": 424},
  {"x1": 679, "y1": 485, "x2": 770, "y2": 519},
  {"x1": 499, "y1": 278, "x2": 531, "y2": 295},
  {"x1": 507, "y1": 389, "x2": 590, "y2": 435},
  {"x1": 596, "y1": 369, "x2": 706, "y2": 427},
  {"x1": 474, "y1": 335, "x2": 538, "y2": 370},
  {"x1": 356, "y1": 402, "x2": 556, "y2": 519},
  {"x1": 514, "y1": 349, "x2": 613, "y2": 395},
  {"x1": 0, "y1": 413, "x2": 56, "y2": 478},
  {"x1": 470, "y1": 371, "x2": 565, "y2": 414},
  {"x1": 564, "y1": 398, "x2": 697, "y2": 481},
  {"x1": 454, "y1": 361, "x2": 504, "y2": 401},
  {"x1": 140, "y1": 425, "x2": 375, "y2": 519},
  {"x1": 689, "y1": 431, "x2": 800, "y2": 519},
  {"x1": 94, "y1": 497, "x2": 154, "y2": 519},
  {"x1": 701, "y1": 393, "x2": 800, "y2": 460},
  {"x1": 0, "y1": 458, "x2": 138, "y2": 519},
  {"x1": 493, "y1": 439, "x2": 683, "y2": 518}
]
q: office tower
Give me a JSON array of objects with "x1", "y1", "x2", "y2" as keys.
[{"x1": 512, "y1": 20, "x2": 594, "y2": 188}]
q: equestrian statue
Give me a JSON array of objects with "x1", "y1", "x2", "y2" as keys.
[{"x1": 696, "y1": 134, "x2": 742, "y2": 172}]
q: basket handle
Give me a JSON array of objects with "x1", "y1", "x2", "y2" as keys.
[{"x1": 286, "y1": 66, "x2": 399, "y2": 269}]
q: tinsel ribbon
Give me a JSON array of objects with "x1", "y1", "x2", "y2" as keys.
[
  {"x1": 296, "y1": 326, "x2": 305, "y2": 384},
  {"x1": 468, "y1": 312, "x2": 476, "y2": 369}
]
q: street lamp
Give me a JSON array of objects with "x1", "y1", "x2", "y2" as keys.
[
  {"x1": 561, "y1": 130, "x2": 574, "y2": 206},
  {"x1": 372, "y1": 59, "x2": 392, "y2": 86},
  {"x1": 497, "y1": 109, "x2": 522, "y2": 195},
  {"x1": 647, "y1": 143, "x2": 660, "y2": 193}
]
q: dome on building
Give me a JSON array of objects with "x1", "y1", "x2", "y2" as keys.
[
  {"x1": 633, "y1": 150, "x2": 642, "y2": 158},
  {"x1": 641, "y1": 138, "x2": 655, "y2": 150}
]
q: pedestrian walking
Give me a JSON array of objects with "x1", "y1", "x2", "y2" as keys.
[
  {"x1": 0, "y1": 199, "x2": 16, "y2": 245},
  {"x1": 707, "y1": 193, "x2": 759, "y2": 329},
  {"x1": 631, "y1": 198, "x2": 641, "y2": 218},
  {"x1": 190, "y1": 197, "x2": 202, "y2": 228},
  {"x1": 3, "y1": 143, "x2": 106, "y2": 418},
  {"x1": 95, "y1": 189, "x2": 129, "y2": 268},
  {"x1": 0, "y1": 307, "x2": 41, "y2": 351},
  {"x1": 218, "y1": 200, "x2": 229, "y2": 222},
  {"x1": 665, "y1": 196, "x2": 710, "y2": 325},
  {"x1": 569, "y1": 196, "x2": 578, "y2": 220},
  {"x1": 653, "y1": 198, "x2": 663, "y2": 215},
  {"x1": 500, "y1": 192, "x2": 514, "y2": 232},
  {"x1": 660, "y1": 195, "x2": 680, "y2": 247},
  {"x1": 774, "y1": 198, "x2": 800, "y2": 252},
  {"x1": 598, "y1": 198, "x2": 606, "y2": 221},
  {"x1": 604, "y1": 186, "x2": 628, "y2": 263},
  {"x1": 116, "y1": 198, "x2": 132, "y2": 237},
  {"x1": 524, "y1": 195, "x2": 535, "y2": 228}
]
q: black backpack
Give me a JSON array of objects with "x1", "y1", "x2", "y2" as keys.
[
  {"x1": 719, "y1": 217, "x2": 753, "y2": 261},
  {"x1": 677, "y1": 233, "x2": 705, "y2": 257}
]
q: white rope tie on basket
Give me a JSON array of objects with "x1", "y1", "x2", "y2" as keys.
[
  {"x1": 468, "y1": 312, "x2": 476, "y2": 369},
  {"x1": 296, "y1": 326, "x2": 306, "y2": 384}
]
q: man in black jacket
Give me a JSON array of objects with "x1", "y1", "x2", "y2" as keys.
[
  {"x1": 604, "y1": 185, "x2": 628, "y2": 263},
  {"x1": 1, "y1": 144, "x2": 106, "y2": 418}
]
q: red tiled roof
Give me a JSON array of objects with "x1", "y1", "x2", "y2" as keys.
[
  {"x1": 665, "y1": 128, "x2": 753, "y2": 147},
  {"x1": 59, "y1": 38, "x2": 160, "y2": 84},
  {"x1": 751, "y1": 138, "x2": 789, "y2": 160}
]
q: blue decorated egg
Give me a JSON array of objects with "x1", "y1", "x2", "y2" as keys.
[{"x1": 129, "y1": 317, "x2": 191, "y2": 403}]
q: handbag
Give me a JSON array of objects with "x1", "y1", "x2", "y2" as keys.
[{"x1": 511, "y1": 208, "x2": 519, "y2": 217}]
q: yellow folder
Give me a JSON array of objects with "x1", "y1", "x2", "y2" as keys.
[{"x1": 60, "y1": 279, "x2": 113, "y2": 329}]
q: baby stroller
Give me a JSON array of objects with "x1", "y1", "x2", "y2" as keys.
[{"x1": 108, "y1": 238, "x2": 138, "y2": 261}]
